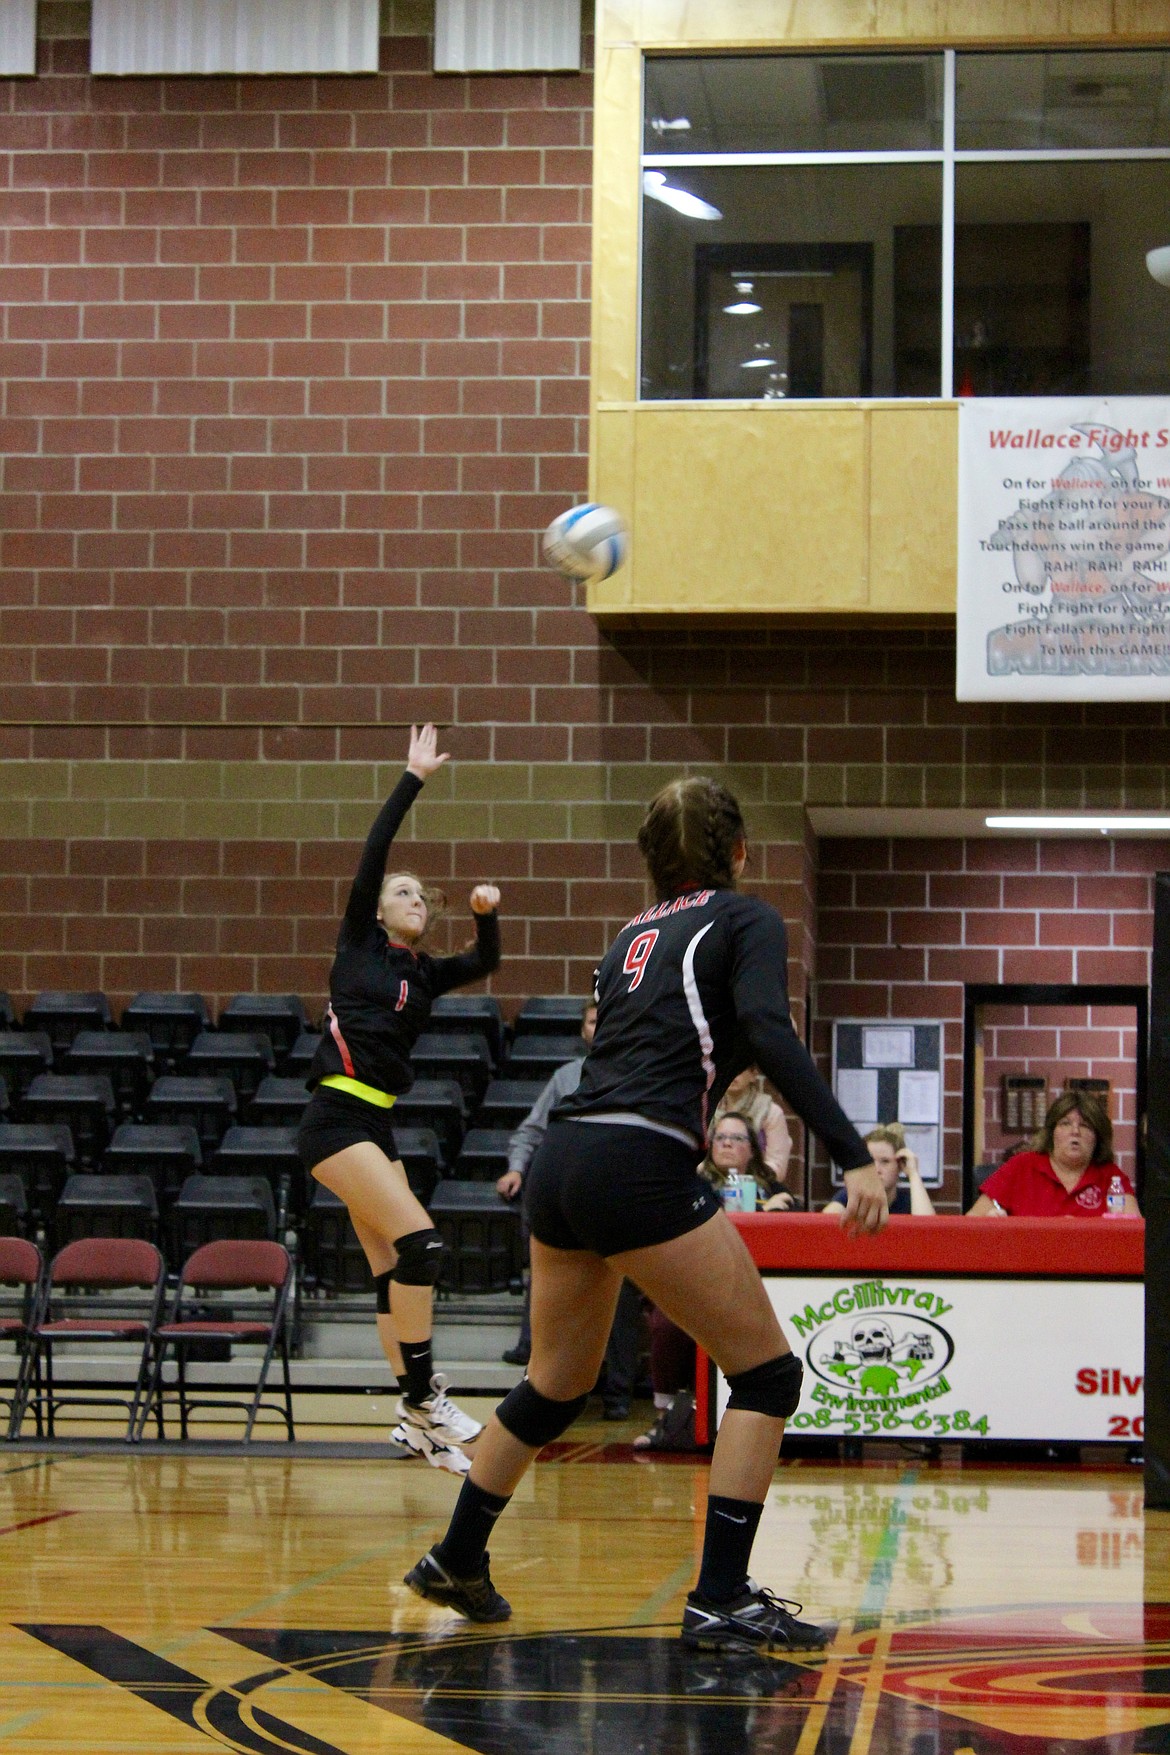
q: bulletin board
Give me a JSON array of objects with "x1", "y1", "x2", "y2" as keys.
[{"x1": 831, "y1": 1020, "x2": 944, "y2": 1188}]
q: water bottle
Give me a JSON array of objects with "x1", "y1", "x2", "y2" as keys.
[
  {"x1": 721, "y1": 1172, "x2": 742, "y2": 1212},
  {"x1": 1105, "y1": 1174, "x2": 1127, "y2": 1217},
  {"x1": 739, "y1": 1175, "x2": 758, "y2": 1213}
]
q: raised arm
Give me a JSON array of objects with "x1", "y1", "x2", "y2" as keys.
[
  {"x1": 430, "y1": 885, "x2": 502, "y2": 996},
  {"x1": 341, "y1": 724, "x2": 448, "y2": 941}
]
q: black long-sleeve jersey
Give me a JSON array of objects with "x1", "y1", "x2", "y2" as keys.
[
  {"x1": 306, "y1": 770, "x2": 500, "y2": 1097},
  {"x1": 558, "y1": 886, "x2": 870, "y2": 1171}
]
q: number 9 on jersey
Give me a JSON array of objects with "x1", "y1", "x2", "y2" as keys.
[{"x1": 622, "y1": 929, "x2": 660, "y2": 991}]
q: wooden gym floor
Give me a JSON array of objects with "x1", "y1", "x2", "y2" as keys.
[{"x1": 0, "y1": 1410, "x2": 1165, "y2": 1754}]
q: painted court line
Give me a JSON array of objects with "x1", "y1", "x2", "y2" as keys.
[{"x1": 0, "y1": 1511, "x2": 76, "y2": 1538}]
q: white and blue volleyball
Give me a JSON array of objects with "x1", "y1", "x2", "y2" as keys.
[{"x1": 542, "y1": 503, "x2": 628, "y2": 581}]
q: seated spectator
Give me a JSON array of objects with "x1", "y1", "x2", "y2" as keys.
[
  {"x1": 635, "y1": 1113, "x2": 791, "y2": 1451},
  {"x1": 822, "y1": 1123, "x2": 935, "y2": 1216},
  {"x1": 633, "y1": 1306, "x2": 697, "y2": 1453},
  {"x1": 500, "y1": 997, "x2": 652, "y2": 1418},
  {"x1": 711, "y1": 1067, "x2": 792, "y2": 1187},
  {"x1": 497, "y1": 998, "x2": 596, "y2": 1367},
  {"x1": 968, "y1": 1091, "x2": 1139, "y2": 1217},
  {"x1": 700, "y1": 1110, "x2": 795, "y2": 1212}
]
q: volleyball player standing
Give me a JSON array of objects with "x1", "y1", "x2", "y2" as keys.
[{"x1": 406, "y1": 775, "x2": 886, "y2": 1643}]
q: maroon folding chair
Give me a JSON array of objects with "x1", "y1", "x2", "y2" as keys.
[
  {"x1": 137, "y1": 1239, "x2": 294, "y2": 1442},
  {"x1": 24, "y1": 1237, "x2": 165, "y2": 1440},
  {"x1": 0, "y1": 1236, "x2": 44, "y2": 1440}
]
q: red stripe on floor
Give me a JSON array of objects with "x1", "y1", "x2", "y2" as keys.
[{"x1": 0, "y1": 1510, "x2": 77, "y2": 1537}]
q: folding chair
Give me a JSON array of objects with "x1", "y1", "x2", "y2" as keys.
[
  {"x1": 0, "y1": 1236, "x2": 43, "y2": 1440},
  {"x1": 22, "y1": 1237, "x2": 165, "y2": 1440},
  {"x1": 137, "y1": 1239, "x2": 293, "y2": 1442},
  {"x1": 218, "y1": 995, "x2": 307, "y2": 1068},
  {"x1": 513, "y1": 996, "x2": 586, "y2": 1038},
  {"x1": 120, "y1": 992, "x2": 209, "y2": 1071},
  {"x1": 502, "y1": 1034, "x2": 586, "y2": 1083}
]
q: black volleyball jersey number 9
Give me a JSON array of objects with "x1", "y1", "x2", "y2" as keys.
[{"x1": 560, "y1": 887, "x2": 870, "y2": 1172}]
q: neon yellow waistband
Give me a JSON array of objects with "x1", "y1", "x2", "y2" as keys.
[{"x1": 319, "y1": 1075, "x2": 397, "y2": 1109}]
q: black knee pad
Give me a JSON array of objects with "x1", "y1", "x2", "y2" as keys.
[
  {"x1": 726, "y1": 1352, "x2": 803, "y2": 1419},
  {"x1": 374, "y1": 1269, "x2": 392, "y2": 1314},
  {"x1": 391, "y1": 1227, "x2": 445, "y2": 1288},
  {"x1": 496, "y1": 1378, "x2": 589, "y2": 1449}
]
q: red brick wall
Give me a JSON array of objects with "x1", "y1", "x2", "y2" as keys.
[
  {"x1": 981, "y1": 1003, "x2": 1139, "y2": 1178},
  {"x1": 815, "y1": 837, "x2": 1156, "y2": 1206}
]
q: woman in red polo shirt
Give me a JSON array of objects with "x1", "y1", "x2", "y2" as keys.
[{"x1": 968, "y1": 1091, "x2": 1140, "y2": 1217}]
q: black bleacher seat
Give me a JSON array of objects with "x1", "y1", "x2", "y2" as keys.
[
  {"x1": 502, "y1": 1034, "x2": 586, "y2": 1083},
  {"x1": 283, "y1": 1031, "x2": 322, "y2": 1081},
  {"x1": 143, "y1": 1075, "x2": 237, "y2": 1164},
  {"x1": 0, "y1": 1124, "x2": 75, "y2": 1231},
  {"x1": 245, "y1": 1076, "x2": 311, "y2": 1128},
  {"x1": 428, "y1": 995, "x2": 504, "y2": 1068},
  {"x1": 302, "y1": 1184, "x2": 368, "y2": 1295},
  {"x1": 429, "y1": 1182, "x2": 523, "y2": 1295},
  {"x1": 65, "y1": 1031, "x2": 154, "y2": 1122},
  {"x1": 0, "y1": 1173, "x2": 29, "y2": 1238},
  {"x1": 54, "y1": 1173, "x2": 157, "y2": 1251},
  {"x1": 102, "y1": 1123, "x2": 202, "y2": 1211},
  {"x1": 392, "y1": 1079, "x2": 466, "y2": 1167},
  {"x1": 219, "y1": 995, "x2": 308, "y2": 1068},
  {"x1": 393, "y1": 1127, "x2": 443, "y2": 1207},
  {"x1": 184, "y1": 1031, "x2": 275, "y2": 1106},
  {"x1": 23, "y1": 1074, "x2": 116, "y2": 1168},
  {"x1": 0, "y1": 993, "x2": 14, "y2": 1030},
  {"x1": 0, "y1": 1031, "x2": 53, "y2": 1107},
  {"x1": 23, "y1": 992, "x2": 112, "y2": 1067},
  {"x1": 513, "y1": 996, "x2": 586, "y2": 1038},
  {"x1": 171, "y1": 1173, "x2": 276, "y2": 1263},
  {"x1": 474, "y1": 1079, "x2": 546, "y2": 1132},
  {"x1": 120, "y1": 992, "x2": 209, "y2": 1070},
  {"x1": 410, "y1": 1032, "x2": 491, "y2": 1107},
  {"x1": 211, "y1": 1126, "x2": 307, "y2": 1230},
  {"x1": 452, "y1": 1128, "x2": 513, "y2": 1182}
]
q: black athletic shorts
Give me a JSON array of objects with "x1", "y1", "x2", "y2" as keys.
[
  {"x1": 524, "y1": 1119, "x2": 721, "y2": 1256},
  {"x1": 297, "y1": 1085, "x2": 399, "y2": 1174}
]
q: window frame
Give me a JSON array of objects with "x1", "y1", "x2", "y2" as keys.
[{"x1": 640, "y1": 46, "x2": 1170, "y2": 402}]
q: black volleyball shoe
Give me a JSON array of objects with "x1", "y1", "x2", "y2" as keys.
[
  {"x1": 403, "y1": 1547, "x2": 512, "y2": 1622},
  {"x1": 681, "y1": 1581, "x2": 831, "y2": 1655}
]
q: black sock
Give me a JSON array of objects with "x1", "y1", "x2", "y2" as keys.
[
  {"x1": 400, "y1": 1340, "x2": 434, "y2": 1407},
  {"x1": 433, "y1": 1478, "x2": 512, "y2": 1577},
  {"x1": 694, "y1": 1495, "x2": 764, "y2": 1604}
]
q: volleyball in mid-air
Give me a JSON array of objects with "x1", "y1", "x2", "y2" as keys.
[{"x1": 542, "y1": 503, "x2": 628, "y2": 581}]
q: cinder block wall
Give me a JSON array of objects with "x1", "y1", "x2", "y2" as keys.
[
  {"x1": 1, "y1": 7, "x2": 1168, "y2": 1189},
  {"x1": 815, "y1": 837, "x2": 1158, "y2": 1204}
]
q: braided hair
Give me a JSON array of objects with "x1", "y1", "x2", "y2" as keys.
[{"x1": 636, "y1": 776, "x2": 746, "y2": 901}]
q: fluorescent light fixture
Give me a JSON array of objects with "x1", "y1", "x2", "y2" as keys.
[
  {"x1": 642, "y1": 170, "x2": 722, "y2": 221},
  {"x1": 740, "y1": 355, "x2": 777, "y2": 369},
  {"x1": 723, "y1": 300, "x2": 762, "y2": 315},
  {"x1": 986, "y1": 814, "x2": 1170, "y2": 834},
  {"x1": 734, "y1": 280, "x2": 754, "y2": 294}
]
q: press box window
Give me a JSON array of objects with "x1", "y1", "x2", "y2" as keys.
[{"x1": 640, "y1": 49, "x2": 1170, "y2": 401}]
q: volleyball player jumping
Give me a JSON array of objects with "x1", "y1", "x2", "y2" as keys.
[
  {"x1": 298, "y1": 724, "x2": 500, "y2": 1473},
  {"x1": 406, "y1": 775, "x2": 886, "y2": 1645}
]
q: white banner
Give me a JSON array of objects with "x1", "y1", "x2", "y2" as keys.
[
  {"x1": 715, "y1": 1274, "x2": 1143, "y2": 1442},
  {"x1": 956, "y1": 397, "x2": 1170, "y2": 700}
]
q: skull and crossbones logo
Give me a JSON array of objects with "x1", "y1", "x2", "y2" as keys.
[{"x1": 824, "y1": 1320, "x2": 934, "y2": 1373}]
